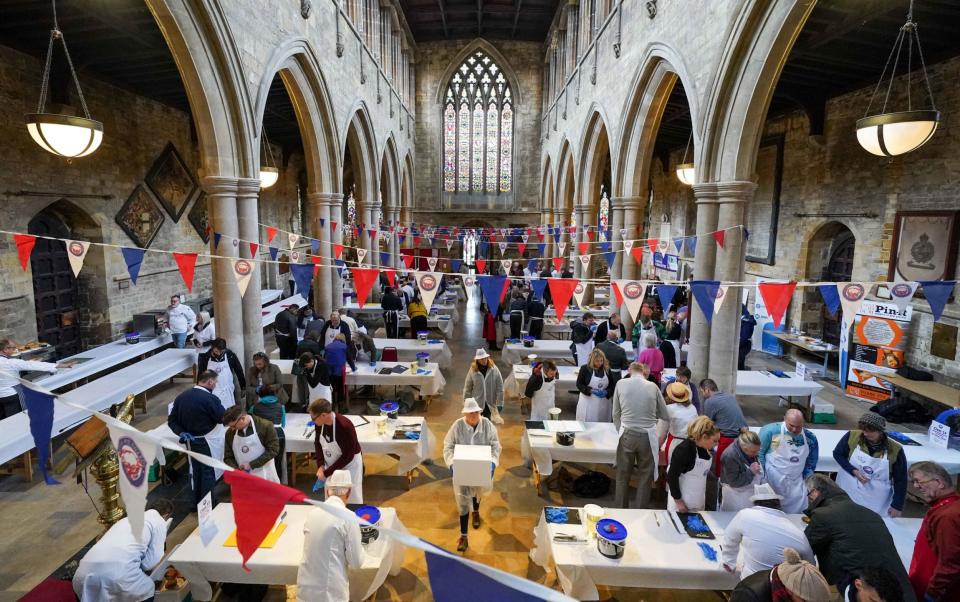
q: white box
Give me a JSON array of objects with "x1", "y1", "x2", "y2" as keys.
[
  {"x1": 812, "y1": 400, "x2": 834, "y2": 414},
  {"x1": 453, "y1": 444, "x2": 493, "y2": 488}
]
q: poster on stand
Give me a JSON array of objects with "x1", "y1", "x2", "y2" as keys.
[
  {"x1": 845, "y1": 300, "x2": 913, "y2": 402},
  {"x1": 754, "y1": 278, "x2": 786, "y2": 355}
]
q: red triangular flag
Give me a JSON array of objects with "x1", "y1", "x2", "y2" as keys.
[
  {"x1": 757, "y1": 281, "x2": 797, "y2": 329},
  {"x1": 14, "y1": 234, "x2": 37, "y2": 271},
  {"x1": 249, "y1": 242, "x2": 259, "y2": 258},
  {"x1": 713, "y1": 230, "x2": 725, "y2": 248},
  {"x1": 331, "y1": 221, "x2": 338, "y2": 232},
  {"x1": 577, "y1": 242, "x2": 589, "y2": 256},
  {"x1": 224, "y1": 470, "x2": 306, "y2": 571},
  {"x1": 547, "y1": 278, "x2": 580, "y2": 322},
  {"x1": 611, "y1": 282, "x2": 624, "y2": 306},
  {"x1": 310, "y1": 255, "x2": 322, "y2": 276},
  {"x1": 401, "y1": 254, "x2": 414, "y2": 269},
  {"x1": 385, "y1": 269, "x2": 396, "y2": 288},
  {"x1": 173, "y1": 252, "x2": 198, "y2": 292},
  {"x1": 351, "y1": 267, "x2": 381, "y2": 308},
  {"x1": 413, "y1": 235, "x2": 420, "y2": 246},
  {"x1": 646, "y1": 238, "x2": 658, "y2": 254},
  {"x1": 266, "y1": 227, "x2": 278, "y2": 243},
  {"x1": 517, "y1": 243, "x2": 526, "y2": 256},
  {"x1": 333, "y1": 244, "x2": 344, "y2": 259},
  {"x1": 631, "y1": 246, "x2": 644, "y2": 265},
  {"x1": 587, "y1": 229, "x2": 596, "y2": 242},
  {"x1": 500, "y1": 278, "x2": 511, "y2": 304},
  {"x1": 552, "y1": 257, "x2": 564, "y2": 272},
  {"x1": 475, "y1": 258, "x2": 487, "y2": 274}
]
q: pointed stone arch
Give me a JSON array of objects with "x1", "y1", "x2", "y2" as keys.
[
  {"x1": 556, "y1": 139, "x2": 577, "y2": 219},
  {"x1": 400, "y1": 152, "x2": 415, "y2": 225},
  {"x1": 541, "y1": 156, "x2": 554, "y2": 213},
  {"x1": 380, "y1": 135, "x2": 401, "y2": 212},
  {"x1": 577, "y1": 109, "x2": 613, "y2": 216},
  {"x1": 434, "y1": 38, "x2": 525, "y2": 106},
  {"x1": 343, "y1": 104, "x2": 380, "y2": 209}
]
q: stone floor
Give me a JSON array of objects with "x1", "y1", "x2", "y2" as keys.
[{"x1": 0, "y1": 294, "x2": 931, "y2": 601}]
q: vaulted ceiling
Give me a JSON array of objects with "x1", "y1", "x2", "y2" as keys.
[{"x1": 398, "y1": 0, "x2": 560, "y2": 42}]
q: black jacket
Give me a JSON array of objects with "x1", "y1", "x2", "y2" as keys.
[
  {"x1": 730, "y1": 569, "x2": 773, "y2": 602},
  {"x1": 301, "y1": 361, "x2": 331, "y2": 388},
  {"x1": 381, "y1": 291, "x2": 404, "y2": 312},
  {"x1": 575, "y1": 365, "x2": 618, "y2": 399},
  {"x1": 296, "y1": 338, "x2": 322, "y2": 359},
  {"x1": 526, "y1": 298, "x2": 545, "y2": 321},
  {"x1": 197, "y1": 349, "x2": 246, "y2": 390},
  {"x1": 318, "y1": 321, "x2": 352, "y2": 350},
  {"x1": 274, "y1": 308, "x2": 298, "y2": 339},
  {"x1": 596, "y1": 340, "x2": 630, "y2": 371},
  {"x1": 593, "y1": 319, "x2": 626, "y2": 345},
  {"x1": 168, "y1": 386, "x2": 226, "y2": 437},
  {"x1": 571, "y1": 320, "x2": 593, "y2": 345}
]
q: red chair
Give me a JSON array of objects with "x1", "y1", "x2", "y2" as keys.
[{"x1": 381, "y1": 347, "x2": 399, "y2": 362}]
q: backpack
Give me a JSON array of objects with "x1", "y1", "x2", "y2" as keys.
[
  {"x1": 572, "y1": 471, "x2": 611, "y2": 498},
  {"x1": 870, "y1": 397, "x2": 930, "y2": 424}
]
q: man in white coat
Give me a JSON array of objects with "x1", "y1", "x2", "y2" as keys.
[
  {"x1": 297, "y1": 470, "x2": 366, "y2": 602},
  {"x1": 721, "y1": 484, "x2": 814, "y2": 579},
  {"x1": 73, "y1": 499, "x2": 173, "y2": 601},
  {"x1": 443, "y1": 398, "x2": 502, "y2": 552}
]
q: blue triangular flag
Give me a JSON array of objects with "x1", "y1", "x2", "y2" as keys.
[
  {"x1": 477, "y1": 275, "x2": 507, "y2": 310},
  {"x1": 319, "y1": 218, "x2": 325, "y2": 227},
  {"x1": 213, "y1": 232, "x2": 222, "y2": 249},
  {"x1": 686, "y1": 236, "x2": 697, "y2": 255},
  {"x1": 527, "y1": 259, "x2": 537, "y2": 272},
  {"x1": 530, "y1": 279, "x2": 548, "y2": 300},
  {"x1": 537, "y1": 243, "x2": 546, "y2": 255},
  {"x1": 311, "y1": 239, "x2": 320, "y2": 254},
  {"x1": 269, "y1": 246, "x2": 279, "y2": 261},
  {"x1": 673, "y1": 238, "x2": 683, "y2": 253},
  {"x1": 656, "y1": 284, "x2": 680, "y2": 312},
  {"x1": 691, "y1": 280, "x2": 721, "y2": 323},
  {"x1": 478, "y1": 241, "x2": 490, "y2": 257},
  {"x1": 290, "y1": 263, "x2": 314, "y2": 296},
  {"x1": 743, "y1": 227, "x2": 750, "y2": 241},
  {"x1": 818, "y1": 284, "x2": 841, "y2": 317},
  {"x1": 16, "y1": 383, "x2": 59, "y2": 484},
  {"x1": 121, "y1": 247, "x2": 146, "y2": 285},
  {"x1": 599, "y1": 241, "x2": 611, "y2": 254},
  {"x1": 426, "y1": 548, "x2": 544, "y2": 602},
  {"x1": 450, "y1": 259, "x2": 463, "y2": 273},
  {"x1": 919, "y1": 280, "x2": 956, "y2": 322},
  {"x1": 604, "y1": 252, "x2": 617, "y2": 267},
  {"x1": 335, "y1": 259, "x2": 345, "y2": 278},
  {"x1": 553, "y1": 231, "x2": 561, "y2": 243},
  {"x1": 380, "y1": 251, "x2": 390, "y2": 266}
]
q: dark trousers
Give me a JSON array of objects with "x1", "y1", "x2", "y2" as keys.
[
  {"x1": 409, "y1": 316, "x2": 428, "y2": 338},
  {"x1": 330, "y1": 374, "x2": 348, "y2": 413},
  {"x1": 188, "y1": 438, "x2": 217, "y2": 507},
  {"x1": 274, "y1": 426, "x2": 286, "y2": 482},
  {"x1": 509, "y1": 312, "x2": 523, "y2": 339},
  {"x1": 738, "y1": 339, "x2": 752, "y2": 370},
  {"x1": 481, "y1": 404, "x2": 491, "y2": 419},
  {"x1": 0, "y1": 394, "x2": 23, "y2": 419},
  {"x1": 276, "y1": 335, "x2": 298, "y2": 360},
  {"x1": 385, "y1": 312, "x2": 400, "y2": 339},
  {"x1": 529, "y1": 318, "x2": 544, "y2": 339}
]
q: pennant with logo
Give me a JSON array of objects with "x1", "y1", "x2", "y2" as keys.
[
  {"x1": 691, "y1": 280, "x2": 722, "y2": 323},
  {"x1": 426, "y1": 256, "x2": 438, "y2": 272},
  {"x1": 416, "y1": 271, "x2": 442, "y2": 310},
  {"x1": 288, "y1": 233, "x2": 300, "y2": 249},
  {"x1": 351, "y1": 268, "x2": 380, "y2": 308},
  {"x1": 269, "y1": 246, "x2": 279, "y2": 261},
  {"x1": 572, "y1": 281, "x2": 587, "y2": 308},
  {"x1": 498, "y1": 242, "x2": 508, "y2": 256},
  {"x1": 757, "y1": 281, "x2": 797, "y2": 329},
  {"x1": 14, "y1": 234, "x2": 36, "y2": 271},
  {"x1": 615, "y1": 280, "x2": 648, "y2": 322},
  {"x1": 713, "y1": 230, "x2": 725, "y2": 249},
  {"x1": 15, "y1": 381, "x2": 59, "y2": 484},
  {"x1": 521, "y1": 234, "x2": 529, "y2": 244},
  {"x1": 500, "y1": 259, "x2": 511, "y2": 274},
  {"x1": 558, "y1": 242, "x2": 567, "y2": 257},
  {"x1": 445, "y1": 238, "x2": 454, "y2": 251},
  {"x1": 121, "y1": 247, "x2": 146, "y2": 285},
  {"x1": 656, "y1": 284, "x2": 679, "y2": 312},
  {"x1": 622, "y1": 239, "x2": 634, "y2": 255},
  {"x1": 919, "y1": 280, "x2": 956, "y2": 322},
  {"x1": 463, "y1": 274, "x2": 476, "y2": 301},
  {"x1": 836, "y1": 282, "x2": 867, "y2": 325},
  {"x1": 109, "y1": 426, "x2": 158, "y2": 542},
  {"x1": 290, "y1": 263, "x2": 314, "y2": 296},
  {"x1": 477, "y1": 275, "x2": 508, "y2": 311},
  {"x1": 291, "y1": 250, "x2": 302, "y2": 263},
  {"x1": 233, "y1": 258, "x2": 255, "y2": 297},
  {"x1": 579, "y1": 254, "x2": 591, "y2": 270},
  {"x1": 356, "y1": 248, "x2": 368, "y2": 265},
  {"x1": 818, "y1": 284, "x2": 841, "y2": 317},
  {"x1": 173, "y1": 252, "x2": 198, "y2": 292},
  {"x1": 65, "y1": 240, "x2": 90, "y2": 277},
  {"x1": 266, "y1": 226, "x2": 278, "y2": 243},
  {"x1": 888, "y1": 281, "x2": 919, "y2": 313},
  {"x1": 475, "y1": 258, "x2": 486, "y2": 273},
  {"x1": 619, "y1": 228, "x2": 628, "y2": 240},
  {"x1": 713, "y1": 285, "x2": 731, "y2": 316},
  {"x1": 223, "y1": 470, "x2": 307, "y2": 571}
]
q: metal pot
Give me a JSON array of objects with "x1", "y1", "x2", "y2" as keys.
[
  {"x1": 596, "y1": 518, "x2": 627, "y2": 559},
  {"x1": 354, "y1": 505, "x2": 381, "y2": 545},
  {"x1": 556, "y1": 431, "x2": 575, "y2": 446}
]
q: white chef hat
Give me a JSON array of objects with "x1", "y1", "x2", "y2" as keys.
[{"x1": 328, "y1": 469, "x2": 352, "y2": 488}]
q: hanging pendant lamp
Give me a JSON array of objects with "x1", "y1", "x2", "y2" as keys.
[
  {"x1": 675, "y1": 132, "x2": 695, "y2": 185},
  {"x1": 25, "y1": 0, "x2": 103, "y2": 158},
  {"x1": 856, "y1": 0, "x2": 940, "y2": 157},
  {"x1": 259, "y1": 128, "x2": 279, "y2": 189}
]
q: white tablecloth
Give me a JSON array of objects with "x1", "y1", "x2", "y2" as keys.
[
  {"x1": 343, "y1": 302, "x2": 460, "y2": 323},
  {"x1": 663, "y1": 369, "x2": 822, "y2": 399},
  {"x1": 399, "y1": 315, "x2": 455, "y2": 338},
  {"x1": 529, "y1": 508, "x2": 920, "y2": 600},
  {"x1": 168, "y1": 503, "x2": 406, "y2": 601},
  {"x1": 545, "y1": 307, "x2": 611, "y2": 319},
  {"x1": 503, "y1": 340, "x2": 632, "y2": 365},
  {"x1": 259, "y1": 294, "x2": 308, "y2": 328},
  {"x1": 261, "y1": 289, "x2": 283, "y2": 306},
  {"x1": 284, "y1": 413, "x2": 435, "y2": 475},
  {"x1": 271, "y1": 339, "x2": 452, "y2": 370},
  {"x1": 504, "y1": 365, "x2": 581, "y2": 399},
  {"x1": 523, "y1": 422, "x2": 619, "y2": 477},
  {"x1": 276, "y1": 360, "x2": 446, "y2": 397},
  {"x1": 31, "y1": 335, "x2": 172, "y2": 391}
]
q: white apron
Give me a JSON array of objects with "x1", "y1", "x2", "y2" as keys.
[
  {"x1": 188, "y1": 424, "x2": 226, "y2": 481},
  {"x1": 529, "y1": 377, "x2": 556, "y2": 421},
  {"x1": 318, "y1": 419, "x2": 364, "y2": 504},
  {"x1": 574, "y1": 340, "x2": 595, "y2": 367},
  {"x1": 576, "y1": 371, "x2": 610, "y2": 422},
  {"x1": 308, "y1": 379, "x2": 332, "y2": 403},
  {"x1": 667, "y1": 449, "x2": 711, "y2": 512},
  {"x1": 766, "y1": 424, "x2": 809, "y2": 514},
  {"x1": 836, "y1": 444, "x2": 893, "y2": 515},
  {"x1": 232, "y1": 418, "x2": 280, "y2": 483},
  {"x1": 207, "y1": 356, "x2": 236, "y2": 410},
  {"x1": 721, "y1": 464, "x2": 765, "y2": 512}
]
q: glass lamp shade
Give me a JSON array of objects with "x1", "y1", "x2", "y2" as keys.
[
  {"x1": 855, "y1": 110, "x2": 940, "y2": 157},
  {"x1": 675, "y1": 163, "x2": 695, "y2": 186},
  {"x1": 259, "y1": 166, "x2": 279, "y2": 189},
  {"x1": 25, "y1": 113, "x2": 103, "y2": 158}
]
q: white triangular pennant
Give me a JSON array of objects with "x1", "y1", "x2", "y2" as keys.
[
  {"x1": 714, "y1": 284, "x2": 730, "y2": 315},
  {"x1": 521, "y1": 234, "x2": 529, "y2": 243},
  {"x1": 615, "y1": 280, "x2": 647, "y2": 322},
  {"x1": 291, "y1": 250, "x2": 302, "y2": 263},
  {"x1": 499, "y1": 228, "x2": 507, "y2": 238},
  {"x1": 66, "y1": 240, "x2": 90, "y2": 277},
  {"x1": 356, "y1": 248, "x2": 368, "y2": 265},
  {"x1": 108, "y1": 426, "x2": 158, "y2": 543},
  {"x1": 445, "y1": 238, "x2": 454, "y2": 251},
  {"x1": 837, "y1": 282, "x2": 867, "y2": 325},
  {"x1": 623, "y1": 239, "x2": 634, "y2": 253},
  {"x1": 579, "y1": 254, "x2": 591, "y2": 269},
  {"x1": 498, "y1": 242, "x2": 508, "y2": 255},
  {"x1": 427, "y1": 256, "x2": 438, "y2": 271},
  {"x1": 288, "y1": 233, "x2": 300, "y2": 249},
  {"x1": 233, "y1": 258, "x2": 255, "y2": 297},
  {"x1": 889, "y1": 281, "x2": 919, "y2": 313},
  {"x1": 501, "y1": 259, "x2": 511, "y2": 274},
  {"x1": 463, "y1": 274, "x2": 476, "y2": 301},
  {"x1": 620, "y1": 228, "x2": 628, "y2": 240},
  {"x1": 415, "y1": 271, "x2": 442, "y2": 310},
  {"x1": 573, "y1": 281, "x2": 587, "y2": 308},
  {"x1": 558, "y1": 242, "x2": 567, "y2": 256}
]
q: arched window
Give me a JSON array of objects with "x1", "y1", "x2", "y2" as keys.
[
  {"x1": 443, "y1": 50, "x2": 513, "y2": 194},
  {"x1": 598, "y1": 188, "x2": 609, "y2": 240}
]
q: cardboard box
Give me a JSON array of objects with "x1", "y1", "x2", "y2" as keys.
[{"x1": 453, "y1": 444, "x2": 493, "y2": 488}]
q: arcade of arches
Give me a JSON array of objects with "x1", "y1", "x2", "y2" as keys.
[{"x1": 2, "y1": 1, "x2": 960, "y2": 600}]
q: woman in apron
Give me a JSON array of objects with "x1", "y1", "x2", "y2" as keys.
[
  {"x1": 720, "y1": 429, "x2": 765, "y2": 511},
  {"x1": 765, "y1": 422, "x2": 810, "y2": 514},
  {"x1": 299, "y1": 353, "x2": 332, "y2": 402},
  {"x1": 833, "y1": 413, "x2": 907, "y2": 517},
  {"x1": 666, "y1": 416, "x2": 720, "y2": 512},
  {"x1": 661, "y1": 382, "x2": 698, "y2": 465},
  {"x1": 222, "y1": 406, "x2": 280, "y2": 483},
  {"x1": 309, "y1": 399, "x2": 364, "y2": 504},
  {"x1": 524, "y1": 360, "x2": 557, "y2": 421},
  {"x1": 575, "y1": 349, "x2": 614, "y2": 422}
]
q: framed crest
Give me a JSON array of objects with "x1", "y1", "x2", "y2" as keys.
[
  {"x1": 187, "y1": 193, "x2": 210, "y2": 243},
  {"x1": 145, "y1": 142, "x2": 198, "y2": 222},
  {"x1": 887, "y1": 210, "x2": 959, "y2": 286},
  {"x1": 116, "y1": 184, "x2": 165, "y2": 248}
]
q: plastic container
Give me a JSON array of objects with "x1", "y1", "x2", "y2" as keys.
[
  {"x1": 125, "y1": 331, "x2": 140, "y2": 345},
  {"x1": 811, "y1": 399, "x2": 837, "y2": 424},
  {"x1": 416, "y1": 352, "x2": 430, "y2": 368},
  {"x1": 354, "y1": 505, "x2": 381, "y2": 544},
  {"x1": 417, "y1": 331, "x2": 429, "y2": 345},
  {"x1": 583, "y1": 504, "x2": 604, "y2": 540},
  {"x1": 596, "y1": 518, "x2": 627, "y2": 559},
  {"x1": 379, "y1": 401, "x2": 400, "y2": 420},
  {"x1": 548, "y1": 407, "x2": 562, "y2": 421},
  {"x1": 556, "y1": 431, "x2": 575, "y2": 446},
  {"x1": 522, "y1": 336, "x2": 535, "y2": 348}
]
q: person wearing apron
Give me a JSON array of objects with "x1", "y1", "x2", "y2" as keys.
[
  {"x1": 612, "y1": 363, "x2": 669, "y2": 509},
  {"x1": 524, "y1": 361, "x2": 557, "y2": 421},
  {"x1": 720, "y1": 430, "x2": 765, "y2": 512},
  {"x1": 575, "y1": 349, "x2": 615, "y2": 422},
  {"x1": 309, "y1": 399, "x2": 363, "y2": 504},
  {"x1": 381, "y1": 286, "x2": 404, "y2": 339},
  {"x1": 833, "y1": 412, "x2": 908, "y2": 518},
  {"x1": 667, "y1": 416, "x2": 721, "y2": 512},
  {"x1": 760, "y1": 412, "x2": 816, "y2": 514},
  {"x1": 661, "y1": 382, "x2": 698, "y2": 465},
  {"x1": 570, "y1": 314, "x2": 597, "y2": 367},
  {"x1": 908, "y1": 461, "x2": 960, "y2": 601},
  {"x1": 299, "y1": 353, "x2": 333, "y2": 402},
  {"x1": 197, "y1": 339, "x2": 246, "y2": 410},
  {"x1": 222, "y1": 406, "x2": 280, "y2": 483},
  {"x1": 167, "y1": 371, "x2": 226, "y2": 506}
]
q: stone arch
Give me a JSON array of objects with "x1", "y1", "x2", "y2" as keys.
[
  {"x1": 343, "y1": 104, "x2": 380, "y2": 209},
  {"x1": 699, "y1": 1, "x2": 816, "y2": 182},
  {"x1": 801, "y1": 220, "x2": 858, "y2": 345},
  {"x1": 556, "y1": 139, "x2": 577, "y2": 220},
  {"x1": 433, "y1": 38, "x2": 525, "y2": 105},
  {"x1": 380, "y1": 135, "x2": 401, "y2": 213},
  {"x1": 577, "y1": 109, "x2": 613, "y2": 218},
  {"x1": 541, "y1": 157, "x2": 554, "y2": 213},
  {"x1": 400, "y1": 152, "x2": 415, "y2": 225}
]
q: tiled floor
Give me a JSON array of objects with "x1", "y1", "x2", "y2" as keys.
[{"x1": 0, "y1": 294, "x2": 929, "y2": 601}]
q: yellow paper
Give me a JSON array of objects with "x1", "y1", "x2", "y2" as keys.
[{"x1": 223, "y1": 522, "x2": 287, "y2": 548}]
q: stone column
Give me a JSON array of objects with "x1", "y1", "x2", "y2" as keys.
[
  {"x1": 236, "y1": 178, "x2": 265, "y2": 364},
  {"x1": 707, "y1": 181, "x2": 756, "y2": 393},
  {"x1": 329, "y1": 193, "x2": 345, "y2": 314},
  {"x1": 687, "y1": 183, "x2": 722, "y2": 384},
  {"x1": 359, "y1": 202, "x2": 375, "y2": 268},
  {"x1": 389, "y1": 208, "x2": 401, "y2": 269},
  {"x1": 203, "y1": 176, "x2": 245, "y2": 362},
  {"x1": 573, "y1": 204, "x2": 589, "y2": 280},
  {"x1": 608, "y1": 197, "x2": 626, "y2": 314},
  {"x1": 309, "y1": 192, "x2": 333, "y2": 318},
  {"x1": 618, "y1": 196, "x2": 645, "y2": 331}
]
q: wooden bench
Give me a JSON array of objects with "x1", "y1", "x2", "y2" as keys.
[{"x1": 879, "y1": 372, "x2": 960, "y2": 409}]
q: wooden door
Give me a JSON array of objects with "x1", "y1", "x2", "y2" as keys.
[
  {"x1": 29, "y1": 214, "x2": 80, "y2": 359},
  {"x1": 821, "y1": 233, "x2": 855, "y2": 346}
]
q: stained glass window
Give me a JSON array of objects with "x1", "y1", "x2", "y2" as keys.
[
  {"x1": 598, "y1": 190, "x2": 609, "y2": 239},
  {"x1": 346, "y1": 190, "x2": 357, "y2": 246},
  {"x1": 442, "y1": 50, "x2": 513, "y2": 194}
]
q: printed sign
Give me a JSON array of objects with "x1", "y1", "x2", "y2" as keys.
[
  {"x1": 652, "y1": 252, "x2": 679, "y2": 272},
  {"x1": 198, "y1": 491, "x2": 218, "y2": 546},
  {"x1": 796, "y1": 360, "x2": 807, "y2": 381},
  {"x1": 929, "y1": 421, "x2": 951, "y2": 449},
  {"x1": 845, "y1": 301, "x2": 913, "y2": 403}
]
